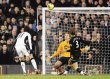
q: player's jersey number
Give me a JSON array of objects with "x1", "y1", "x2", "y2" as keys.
[{"x1": 76, "y1": 40, "x2": 79, "y2": 48}]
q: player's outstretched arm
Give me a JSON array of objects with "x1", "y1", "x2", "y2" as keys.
[
  {"x1": 46, "y1": 56, "x2": 52, "y2": 64},
  {"x1": 81, "y1": 46, "x2": 90, "y2": 54}
]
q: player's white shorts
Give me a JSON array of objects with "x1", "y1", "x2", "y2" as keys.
[{"x1": 15, "y1": 46, "x2": 30, "y2": 57}]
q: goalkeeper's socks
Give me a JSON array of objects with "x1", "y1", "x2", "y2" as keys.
[
  {"x1": 21, "y1": 62, "x2": 26, "y2": 74},
  {"x1": 31, "y1": 58, "x2": 38, "y2": 70}
]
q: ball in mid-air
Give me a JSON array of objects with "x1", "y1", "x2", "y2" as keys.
[{"x1": 47, "y1": 3, "x2": 54, "y2": 11}]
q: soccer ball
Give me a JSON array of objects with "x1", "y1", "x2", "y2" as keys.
[{"x1": 47, "y1": 3, "x2": 54, "y2": 11}]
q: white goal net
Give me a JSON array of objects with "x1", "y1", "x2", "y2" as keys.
[{"x1": 42, "y1": 8, "x2": 110, "y2": 75}]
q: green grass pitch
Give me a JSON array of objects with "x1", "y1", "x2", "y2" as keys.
[{"x1": 0, "y1": 74, "x2": 110, "y2": 79}]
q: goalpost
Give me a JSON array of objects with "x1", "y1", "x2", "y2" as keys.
[{"x1": 42, "y1": 7, "x2": 110, "y2": 75}]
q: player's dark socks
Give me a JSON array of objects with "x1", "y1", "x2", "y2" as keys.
[
  {"x1": 76, "y1": 68, "x2": 87, "y2": 75},
  {"x1": 76, "y1": 68, "x2": 82, "y2": 73},
  {"x1": 65, "y1": 66, "x2": 71, "y2": 72}
]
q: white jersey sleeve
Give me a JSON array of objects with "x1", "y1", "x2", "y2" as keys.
[{"x1": 28, "y1": 34, "x2": 32, "y2": 50}]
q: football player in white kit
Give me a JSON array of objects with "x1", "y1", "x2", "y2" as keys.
[{"x1": 15, "y1": 31, "x2": 38, "y2": 75}]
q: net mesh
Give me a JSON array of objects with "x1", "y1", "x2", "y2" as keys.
[{"x1": 43, "y1": 8, "x2": 110, "y2": 74}]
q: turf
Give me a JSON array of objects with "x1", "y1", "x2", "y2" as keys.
[{"x1": 0, "y1": 74, "x2": 110, "y2": 79}]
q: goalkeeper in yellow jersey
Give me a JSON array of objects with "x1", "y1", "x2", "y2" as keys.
[{"x1": 47, "y1": 32, "x2": 71, "y2": 75}]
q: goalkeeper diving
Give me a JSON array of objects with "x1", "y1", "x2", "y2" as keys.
[{"x1": 47, "y1": 30, "x2": 90, "y2": 75}]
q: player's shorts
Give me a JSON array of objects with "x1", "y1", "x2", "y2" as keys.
[
  {"x1": 68, "y1": 57, "x2": 80, "y2": 65},
  {"x1": 58, "y1": 57, "x2": 70, "y2": 66},
  {"x1": 15, "y1": 46, "x2": 30, "y2": 57},
  {"x1": 69, "y1": 50, "x2": 81, "y2": 64}
]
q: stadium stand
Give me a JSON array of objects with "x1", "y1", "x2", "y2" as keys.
[{"x1": 0, "y1": 0, "x2": 42, "y2": 67}]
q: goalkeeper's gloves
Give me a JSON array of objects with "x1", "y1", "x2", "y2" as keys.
[{"x1": 46, "y1": 56, "x2": 52, "y2": 63}]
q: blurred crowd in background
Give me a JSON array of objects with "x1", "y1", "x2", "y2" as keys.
[
  {"x1": 42, "y1": 0, "x2": 110, "y2": 7},
  {"x1": 0, "y1": 0, "x2": 42, "y2": 66}
]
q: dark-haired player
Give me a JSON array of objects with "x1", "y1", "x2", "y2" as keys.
[
  {"x1": 14, "y1": 31, "x2": 39, "y2": 75},
  {"x1": 63, "y1": 29, "x2": 90, "y2": 75}
]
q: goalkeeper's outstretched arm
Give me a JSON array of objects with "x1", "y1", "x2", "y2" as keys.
[{"x1": 46, "y1": 43, "x2": 63, "y2": 63}]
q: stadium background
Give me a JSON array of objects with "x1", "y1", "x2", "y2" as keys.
[
  {"x1": 44, "y1": 8, "x2": 110, "y2": 74},
  {"x1": 0, "y1": 0, "x2": 110, "y2": 75}
]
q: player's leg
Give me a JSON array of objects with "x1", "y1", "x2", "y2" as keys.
[
  {"x1": 52, "y1": 57, "x2": 66, "y2": 75},
  {"x1": 57, "y1": 66, "x2": 65, "y2": 75},
  {"x1": 63, "y1": 57, "x2": 85, "y2": 75},
  {"x1": 71, "y1": 62, "x2": 85, "y2": 75},
  {"x1": 29, "y1": 54, "x2": 40, "y2": 73},
  {"x1": 63, "y1": 62, "x2": 84, "y2": 75},
  {"x1": 58, "y1": 57, "x2": 71, "y2": 75},
  {"x1": 53, "y1": 60, "x2": 63, "y2": 74},
  {"x1": 20, "y1": 56, "x2": 27, "y2": 75},
  {"x1": 63, "y1": 66, "x2": 71, "y2": 75},
  {"x1": 22, "y1": 47, "x2": 39, "y2": 73},
  {"x1": 15, "y1": 47, "x2": 27, "y2": 74},
  {"x1": 53, "y1": 57, "x2": 69, "y2": 75},
  {"x1": 71, "y1": 51, "x2": 85, "y2": 75},
  {"x1": 72, "y1": 62, "x2": 82, "y2": 73},
  {"x1": 63, "y1": 57, "x2": 73, "y2": 75}
]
